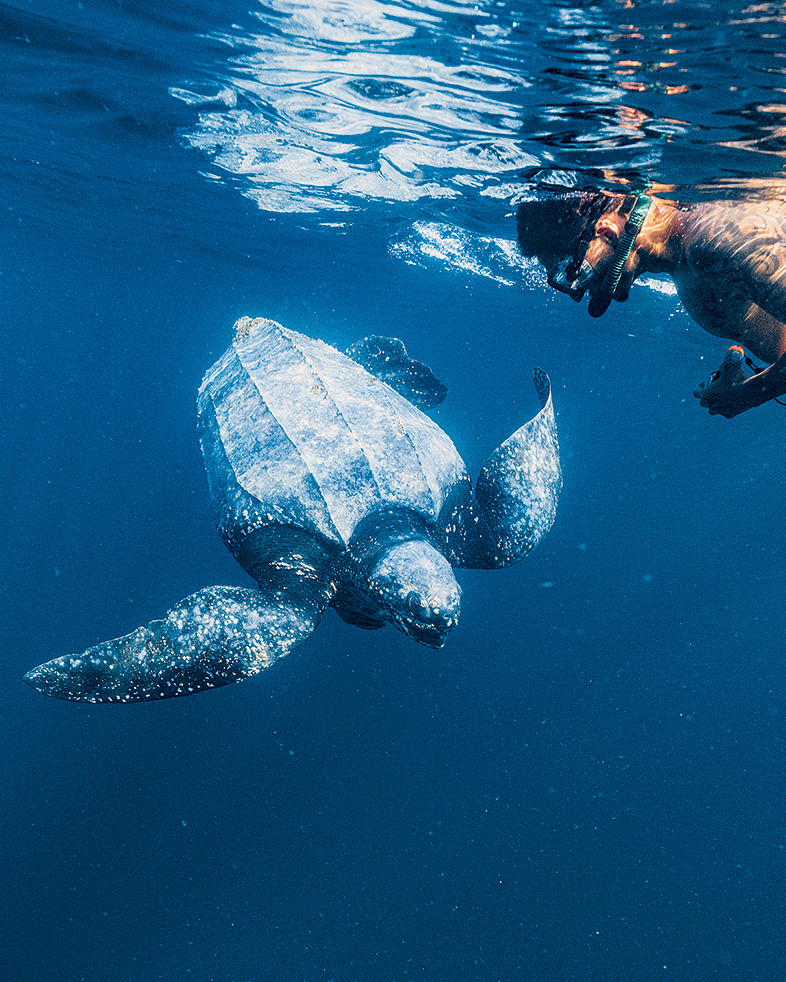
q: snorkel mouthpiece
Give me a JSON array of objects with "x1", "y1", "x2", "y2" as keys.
[{"x1": 587, "y1": 194, "x2": 652, "y2": 318}]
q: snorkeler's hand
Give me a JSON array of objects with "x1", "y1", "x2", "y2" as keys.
[{"x1": 693, "y1": 346, "x2": 750, "y2": 418}]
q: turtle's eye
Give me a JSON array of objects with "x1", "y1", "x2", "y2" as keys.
[{"x1": 406, "y1": 591, "x2": 428, "y2": 619}]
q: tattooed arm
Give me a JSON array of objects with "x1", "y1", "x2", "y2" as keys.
[{"x1": 680, "y1": 203, "x2": 786, "y2": 416}]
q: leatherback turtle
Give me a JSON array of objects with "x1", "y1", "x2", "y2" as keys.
[{"x1": 25, "y1": 317, "x2": 561, "y2": 703}]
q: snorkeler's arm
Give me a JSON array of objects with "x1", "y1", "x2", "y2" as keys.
[
  {"x1": 683, "y1": 205, "x2": 786, "y2": 414},
  {"x1": 694, "y1": 346, "x2": 786, "y2": 417}
]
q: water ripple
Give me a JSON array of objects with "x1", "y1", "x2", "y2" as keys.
[
  {"x1": 173, "y1": 0, "x2": 538, "y2": 214},
  {"x1": 172, "y1": 0, "x2": 786, "y2": 218}
]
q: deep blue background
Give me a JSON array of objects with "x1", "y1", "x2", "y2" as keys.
[{"x1": 2, "y1": 2, "x2": 785, "y2": 980}]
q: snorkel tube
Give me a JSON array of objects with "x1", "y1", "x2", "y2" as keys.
[{"x1": 587, "y1": 194, "x2": 652, "y2": 318}]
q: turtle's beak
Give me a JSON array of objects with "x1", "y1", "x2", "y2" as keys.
[
  {"x1": 397, "y1": 615, "x2": 457, "y2": 649},
  {"x1": 396, "y1": 587, "x2": 461, "y2": 648}
]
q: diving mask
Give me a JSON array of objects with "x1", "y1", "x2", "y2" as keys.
[
  {"x1": 546, "y1": 192, "x2": 608, "y2": 301},
  {"x1": 548, "y1": 257, "x2": 596, "y2": 301}
]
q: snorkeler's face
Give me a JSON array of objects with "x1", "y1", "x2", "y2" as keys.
[
  {"x1": 582, "y1": 210, "x2": 643, "y2": 305},
  {"x1": 543, "y1": 195, "x2": 640, "y2": 306}
]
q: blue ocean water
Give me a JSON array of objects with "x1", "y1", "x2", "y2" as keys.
[{"x1": 2, "y1": 1, "x2": 786, "y2": 980}]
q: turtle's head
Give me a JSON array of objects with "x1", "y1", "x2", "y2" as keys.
[{"x1": 368, "y1": 539, "x2": 461, "y2": 648}]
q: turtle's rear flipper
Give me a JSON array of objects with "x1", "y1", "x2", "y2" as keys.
[
  {"x1": 24, "y1": 586, "x2": 305, "y2": 702},
  {"x1": 473, "y1": 368, "x2": 562, "y2": 567}
]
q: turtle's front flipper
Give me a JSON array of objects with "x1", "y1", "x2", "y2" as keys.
[
  {"x1": 345, "y1": 336, "x2": 447, "y2": 408},
  {"x1": 451, "y1": 368, "x2": 561, "y2": 569},
  {"x1": 24, "y1": 586, "x2": 311, "y2": 703}
]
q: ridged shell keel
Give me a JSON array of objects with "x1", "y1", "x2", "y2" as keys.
[{"x1": 197, "y1": 318, "x2": 466, "y2": 563}]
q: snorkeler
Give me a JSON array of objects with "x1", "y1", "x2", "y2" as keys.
[{"x1": 516, "y1": 184, "x2": 786, "y2": 418}]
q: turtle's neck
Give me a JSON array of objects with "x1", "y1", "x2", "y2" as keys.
[
  {"x1": 340, "y1": 508, "x2": 437, "y2": 588},
  {"x1": 236, "y1": 525, "x2": 338, "y2": 637}
]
